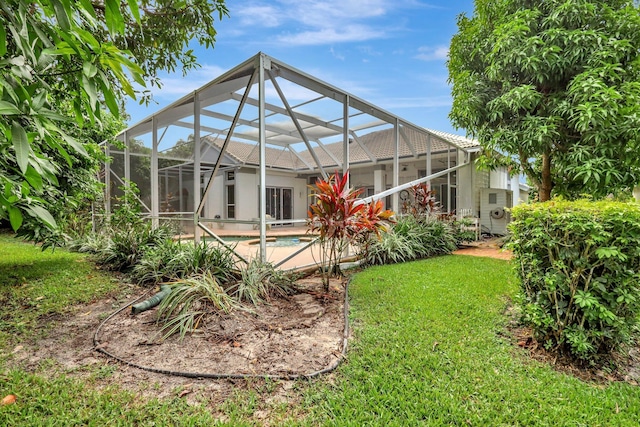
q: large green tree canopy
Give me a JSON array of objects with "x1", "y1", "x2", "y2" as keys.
[
  {"x1": 0, "y1": 0, "x2": 228, "y2": 237},
  {"x1": 448, "y1": 0, "x2": 640, "y2": 201}
]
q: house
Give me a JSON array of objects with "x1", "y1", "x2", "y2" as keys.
[{"x1": 104, "y1": 52, "x2": 527, "y2": 258}]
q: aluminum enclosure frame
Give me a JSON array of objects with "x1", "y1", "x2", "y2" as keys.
[{"x1": 105, "y1": 52, "x2": 472, "y2": 264}]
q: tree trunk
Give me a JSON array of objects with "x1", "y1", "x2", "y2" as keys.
[{"x1": 539, "y1": 151, "x2": 552, "y2": 202}]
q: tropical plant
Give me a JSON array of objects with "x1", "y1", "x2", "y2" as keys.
[
  {"x1": 132, "y1": 240, "x2": 237, "y2": 285},
  {"x1": 229, "y1": 258, "x2": 297, "y2": 306},
  {"x1": 448, "y1": 0, "x2": 640, "y2": 201},
  {"x1": 509, "y1": 199, "x2": 640, "y2": 362},
  {"x1": 450, "y1": 217, "x2": 478, "y2": 246},
  {"x1": 408, "y1": 183, "x2": 440, "y2": 218},
  {"x1": 362, "y1": 215, "x2": 457, "y2": 266},
  {"x1": 156, "y1": 272, "x2": 237, "y2": 340},
  {"x1": 94, "y1": 224, "x2": 174, "y2": 272},
  {"x1": 307, "y1": 171, "x2": 393, "y2": 290},
  {"x1": 361, "y1": 229, "x2": 416, "y2": 266},
  {"x1": 69, "y1": 182, "x2": 174, "y2": 272}
]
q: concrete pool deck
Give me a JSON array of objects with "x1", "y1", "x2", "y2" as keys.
[{"x1": 191, "y1": 227, "x2": 326, "y2": 271}]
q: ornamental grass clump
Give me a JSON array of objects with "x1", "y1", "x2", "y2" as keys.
[
  {"x1": 362, "y1": 215, "x2": 457, "y2": 266},
  {"x1": 509, "y1": 199, "x2": 640, "y2": 363}
]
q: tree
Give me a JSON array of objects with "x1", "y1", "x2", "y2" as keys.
[
  {"x1": 0, "y1": 0, "x2": 228, "y2": 236},
  {"x1": 448, "y1": 0, "x2": 640, "y2": 201}
]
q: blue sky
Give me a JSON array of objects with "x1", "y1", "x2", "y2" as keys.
[{"x1": 125, "y1": 0, "x2": 476, "y2": 136}]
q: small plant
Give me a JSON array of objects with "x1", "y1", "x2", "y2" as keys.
[
  {"x1": 362, "y1": 215, "x2": 457, "y2": 266},
  {"x1": 131, "y1": 241, "x2": 237, "y2": 285},
  {"x1": 450, "y1": 217, "x2": 478, "y2": 246},
  {"x1": 308, "y1": 171, "x2": 393, "y2": 290},
  {"x1": 229, "y1": 258, "x2": 297, "y2": 305},
  {"x1": 403, "y1": 183, "x2": 440, "y2": 218},
  {"x1": 156, "y1": 272, "x2": 238, "y2": 340},
  {"x1": 95, "y1": 224, "x2": 174, "y2": 272}
]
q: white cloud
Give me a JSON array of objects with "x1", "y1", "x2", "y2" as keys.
[
  {"x1": 236, "y1": 5, "x2": 282, "y2": 27},
  {"x1": 144, "y1": 64, "x2": 228, "y2": 99},
  {"x1": 414, "y1": 45, "x2": 449, "y2": 61},
  {"x1": 380, "y1": 95, "x2": 452, "y2": 109},
  {"x1": 229, "y1": 0, "x2": 403, "y2": 46},
  {"x1": 277, "y1": 25, "x2": 382, "y2": 46},
  {"x1": 330, "y1": 47, "x2": 346, "y2": 61}
]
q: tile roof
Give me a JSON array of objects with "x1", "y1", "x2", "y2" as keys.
[{"x1": 202, "y1": 127, "x2": 479, "y2": 171}]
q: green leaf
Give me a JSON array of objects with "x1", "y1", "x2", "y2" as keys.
[
  {"x1": 25, "y1": 205, "x2": 57, "y2": 229},
  {"x1": 105, "y1": 0, "x2": 125, "y2": 34},
  {"x1": 82, "y1": 74, "x2": 98, "y2": 110},
  {"x1": 11, "y1": 121, "x2": 29, "y2": 174},
  {"x1": 51, "y1": 0, "x2": 71, "y2": 31},
  {"x1": 59, "y1": 132, "x2": 88, "y2": 157},
  {"x1": 8, "y1": 206, "x2": 23, "y2": 231},
  {"x1": 24, "y1": 165, "x2": 44, "y2": 191},
  {"x1": 77, "y1": 0, "x2": 97, "y2": 19},
  {"x1": 82, "y1": 61, "x2": 98, "y2": 78},
  {"x1": 127, "y1": 0, "x2": 141, "y2": 24},
  {"x1": 0, "y1": 101, "x2": 21, "y2": 115},
  {"x1": 0, "y1": 23, "x2": 6, "y2": 56},
  {"x1": 97, "y1": 77, "x2": 119, "y2": 116}
]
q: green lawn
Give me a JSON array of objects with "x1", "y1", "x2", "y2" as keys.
[
  {"x1": 0, "y1": 233, "x2": 122, "y2": 349},
  {"x1": 1, "y1": 233, "x2": 639, "y2": 426},
  {"x1": 302, "y1": 257, "x2": 640, "y2": 426}
]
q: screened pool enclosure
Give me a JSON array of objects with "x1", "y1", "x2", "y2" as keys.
[{"x1": 102, "y1": 52, "x2": 479, "y2": 264}]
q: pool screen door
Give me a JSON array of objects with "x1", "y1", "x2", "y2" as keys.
[{"x1": 266, "y1": 187, "x2": 293, "y2": 226}]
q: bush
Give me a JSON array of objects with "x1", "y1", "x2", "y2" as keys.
[
  {"x1": 229, "y1": 258, "x2": 297, "y2": 306},
  {"x1": 362, "y1": 215, "x2": 457, "y2": 266},
  {"x1": 509, "y1": 199, "x2": 640, "y2": 362},
  {"x1": 131, "y1": 240, "x2": 237, "y2": 285},
  {"x1": 156, "y1": 272, "x2": 238, "y2": 340},
  {"x1": 93, "y1": 223, "x2": 174, "y2": 272}
]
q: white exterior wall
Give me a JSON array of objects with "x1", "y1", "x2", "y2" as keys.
[
  {"x1": 480, "y1": 188, "x2": 511, "y2": 235},
  {"x1": 474, "y1": 169, "x2": 489, "y2": 218},
  {"x1": 489, "y1": 166, "x2": 509, "y2": 189},
  {"x1": 208, "y1": 168, "x2": 307, "y2": 231},
  {"x1": 235, "y1": 169, "x2": 258, "y2": 230},
  {"x1": 203, "y1": 172, "x2": 224, "y2": 219}
]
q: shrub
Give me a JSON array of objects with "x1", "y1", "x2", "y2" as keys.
[
  {"x1": 509, "y1": 199, "x2": 640, "y2": 362},
  {"x1": 132, "y1": 240, "x2": 237, "y2": 285},
  {"x1": 156, "y1": 272, "x2": 238, "y2": 340},
  {"x1": 229, "y1": 258, "x2": 297, "y2": 306},
  {"x1": 450, "y1": 218, "x2": 478, "y2": 246},
  {"x1": 362, "y1": 215, "x2": 457, "y2": 266},
  {"x1": 308, "y1": 171, "x2": 393, "y2": 290},
  {"x1": 94, "y1": 223, "x2": 174, "y2": 272}
]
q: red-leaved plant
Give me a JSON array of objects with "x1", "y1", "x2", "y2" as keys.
[
  {"x1": 409, "y1": 182, "x2": 440, "y2": 218},
  {"x1": 308, "y1": 171, "x2": 394, "y2": 290}
]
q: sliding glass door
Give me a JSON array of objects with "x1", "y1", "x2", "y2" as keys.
[{"x1": 265, "y1": 187, "x2": 293, "y2": 226}]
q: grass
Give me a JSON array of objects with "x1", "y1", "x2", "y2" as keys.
[
  {"x1": 301, "y1": 256, "x2": 640, "y2": 426},
  {"x1": 0, "y1": 233, "x2": 122, "y2": 349},
  {"x1": 1, "y1": 232, "x2": 640, "y2": 425}
]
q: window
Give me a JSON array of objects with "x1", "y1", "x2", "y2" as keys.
[
  {"x1": 489, "y1": 192, "x2": 497, "y2": 205},
  {"x1": 226, "y1": 171, "x2": 235, "y2": 181},
  {"x1": 226, "y1": 184, "x2": 235, "y2": 218}
]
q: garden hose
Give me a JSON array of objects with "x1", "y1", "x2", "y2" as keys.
[
  {"x1": 93, "y1": 279, "x2": 350, "y2": 380},
  {"x1": 131, "y1": 284, "x2": 172, "y2": 314}
]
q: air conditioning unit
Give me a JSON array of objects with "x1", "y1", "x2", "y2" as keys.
[{"x1": 480, "y1": 188, "x2": 512, "y2": 235}]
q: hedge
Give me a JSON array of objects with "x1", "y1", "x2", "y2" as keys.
[{"x1": 509, "y1": 199, "x2": 640, "y2": 362}]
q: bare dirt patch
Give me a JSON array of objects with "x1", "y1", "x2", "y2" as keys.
[
  {"x1": 453, "y1": 237, "x2": 513, "y2": 260},
  {"x1": 503, "y1": 302, "x2": 640, "y2": 385},
  {"x1": 8, "y1": 276, "x2": 347, "y2": 415}
]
